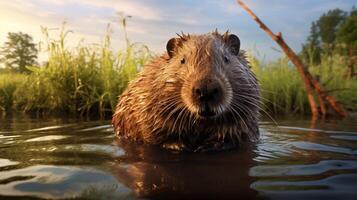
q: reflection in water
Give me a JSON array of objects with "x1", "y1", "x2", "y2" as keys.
[
  {"x1": 25, "y1": 135, "x2": 69, "y2": 142},
  {"x1": 0, "y1": 116, "x2": 357, "y2": 199},
  {"x1": 0, "y1": 165, "x2": 132, "y2": 199},
  {"x1": 251, "y1": 160, "x2": 357, "y2": 176},
  {"x1": 0, "y1": 158, "x2": 19, "y2": 168},
  {"x1": 252, "y1": 174, "x2": 357, "y2": 200},
  {"x1": 112, "y1": 139, "x2": 258, "y2": 199}
]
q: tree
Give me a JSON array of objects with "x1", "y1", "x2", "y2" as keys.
[
  {"x1": 301, "y1": 22, "x2": 322, "y2": 65},
  {"x1": 336, "y1": 7, "x2": 357, "y2": 77},
  {"x1": 336, "y1": 8, "x2": 357, "y2": 49},
  {"x1": 301, "y1": 8, "x2": 349, "y2": 65},
  {"x1": 316, "y1": 9, "x2": 346, "y2": 53},
  {"x1": 0, "y1": 32, "x2": 38, "y2": 73}
]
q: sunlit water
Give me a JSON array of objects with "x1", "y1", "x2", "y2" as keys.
[{"x1": 1, "y1": 116, "x2": 357, "y2": 199}]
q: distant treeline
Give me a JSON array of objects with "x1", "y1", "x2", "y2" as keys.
[{"x1": 300, "y1": 7, "x2": 356, "y2": 77}]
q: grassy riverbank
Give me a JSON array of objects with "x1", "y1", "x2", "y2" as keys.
[
  {"x1": 1, "y1": 31, "x2": 356, "y2": 118},
  {"x1": 0, "y1": 29, "x2": 151, "y2": 118},
  {"x1": 250, "y1": 54, "x2": 357, "y2": 116}
]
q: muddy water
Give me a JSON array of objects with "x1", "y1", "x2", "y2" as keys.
[{"x1": 0, "y1": 116, "x2": 357, "y2": 199}]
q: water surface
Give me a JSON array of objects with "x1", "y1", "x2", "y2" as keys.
[{"x1": 0, "y1": 116, "x2": 357, "y2": 199}]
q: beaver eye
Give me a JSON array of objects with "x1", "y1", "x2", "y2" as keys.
[
  {"x1": 223, "y1": 56, "x2": 230, "y2": 63},
  {"x1": 181, "y1": 58, "x2": 185, "y2": 64}
]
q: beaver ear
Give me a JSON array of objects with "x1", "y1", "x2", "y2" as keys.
[
  {"x1": 224, "y1": 34, "x2": 240, "y2": 56},
  {"x1": 166, "y1": 38, "x2": 182, "y2": 58}
]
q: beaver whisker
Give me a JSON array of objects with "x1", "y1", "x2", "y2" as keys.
[
  {"x1": 238, "y1": 92, "x2": 282, "y2": 117},
  {"x1": 161, "y1": 104, "x2": 180, "y2": 127},
  {"x1": 243, "y1": 100, "x2": 278, "y2": 127},
  {"x1": 234, "y1": 96, "x2": 260, "y2": 119},
  {"x1": 237, "y1": 84, "x2": 261, "y2": 88},
  {"x1": 228, "y1": 103, "x2": 249, "y2": 131},
  {"x1": 178, "y1": 107, "x2": 191, "y2": 134},
  {"x1": 234, "y1": 94, "x2": 261, "y2": 109},
  {"x1": 160, "y1": 97, "x2": 182, "y2": 116},
  {"x1": 230, "y1": 103, "x2": 251, "y2": 126},
  {"x1": 237, "y1": 87, "x2": 273, "y2": 94},
  {"x1": 240, "y1": 92, "x2": 276, "y2": 107},
  {"x1": 162, "y1": 103, "x2": 185, "y2": 133},
  {"x1": 184, "y1": 107, "x2": 194, "y2": 128},
  {"x1": 162, "y1": 103, "x2": 183, "y2": 124},
  {"x1": 231, "y1": 102, "x2": 254, "y2": 121},
  {"x1": 235, "y1": 92, "x2": 260, "y2": 99},
  {"x1": 180, "y1": 108, "x2": 194, "y2": 134},
  {"x1": 187, "y1": 109, "x2": 195, "y2": 129},
  {"x1": 170, "y1": 105, "x2": 188, "y2": 135},
  {"x1": 236, "y1": 96, "x2": 278, "y2": 127},
  {"x1": 167, "y1": 109, "x2": 184, "y2": 135},
  {"x1": 227, "y1": 106, "x2": 241, "y2": 127}
]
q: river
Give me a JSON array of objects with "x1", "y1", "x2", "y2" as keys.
[{"x1": 0, "y1": 115, "x2": 357, "y2": 199}]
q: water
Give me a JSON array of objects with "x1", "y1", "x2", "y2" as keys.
[{"x1": 1, "y1": 116, "x2": 357, "y2": 199}]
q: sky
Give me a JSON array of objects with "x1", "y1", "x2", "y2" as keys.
[{"x1": 0, "y1": 0, "x2": 356, "y2": 63}]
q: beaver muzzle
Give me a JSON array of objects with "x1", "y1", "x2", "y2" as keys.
[{"x1": 193, "y1": 78, "x2": 223, "y2": 117}]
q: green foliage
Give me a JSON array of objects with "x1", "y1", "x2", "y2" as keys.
[
  {"x1": 300, "y1": 7, "x2": 357, "y2": 65},
  {"x1": 317, "y1": 8, "x2": 347, "y2": 46},
  {"x1": 309, "y1": 54, "x2": 357, "y2": 111},
  {"x1": 300, "y1": 22, "x2": 322, "y2": 65},
  {"x1": 336, "y1": 8, "x2": 357, "y2": 55},
  {"x1": 0, "y1": 22, "x2": 356, "y2": 117},
  {"x1": 337, "y1": 11, "x2": 357, "y2": 44},
  {"x1": 0, "y1": 26, "x2": 151, "y2": 117},
  {"x1": 0, "y1": 32, "x2": 38, "y2": 73},
  {"x1": 249, "y1": 56, "x2": 309, "y2": 115},
  {"x1": 249, "y1": 53, "x2": 357, "y2": 116},
  {"x1": 0, "y1": 73, "x2": 27, "y2": 113}
]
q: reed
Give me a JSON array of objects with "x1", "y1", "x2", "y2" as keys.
[
  {"x1": 2, "y1": 26, "x2": 151, "y2": 117},
  {"x1": 249, "y1": 53, "x2": 357, "y2": 116},
  {"x1": 0, "y1": 27, "x2": 356, "y2": 117}
]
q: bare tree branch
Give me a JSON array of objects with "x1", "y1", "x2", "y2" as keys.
[{"x1": 237, "y1": 0, "x2": 347, "y2": 118}]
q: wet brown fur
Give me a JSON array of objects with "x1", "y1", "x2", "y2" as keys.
[{"x1": 112, "y1": 31, "x2": 260, "y2": 151}]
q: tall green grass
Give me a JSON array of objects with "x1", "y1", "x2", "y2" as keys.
[
  {"x1": 0, "y1": 73, "x2": 27, "y2": 114},
  {"x1": 0, "y1": 27, "x2": 356, "y2": 117},
  {"x1": 1, "y1": 26, "x2": 151, "y2": 117},
  {"x1": 309, "y1": 54, "x2": 357, "y2": 112},
  {"x1": 249, "y1": 56, "x2": 309, "y2": 115},
  {"x1": 249, "y1": 53, "x2": 357, "y2": 116}
]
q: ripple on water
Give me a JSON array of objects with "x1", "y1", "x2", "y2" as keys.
[
  {"x1": 0, "y1": 135, "x2": 21, "y2": 146},
  {"x1": 330, "y1": 135, "x2": 357, "y2": 141},
  {"x1": 291, "y1": 141, "x2": 357, "y2": 156},
  {"x1": 0, "y1": 158, "x2": 19, "y2": 168},
  {"x1": 64, "y1": 144, "x2": 125, "y2": 157},
  {"x1": 1, "y1": 118, "x2": 357, "y2": 199},
  {"x1": 25, "y1": 125, "x2": 74, "y2": 132},
  {"x1": 78, "y1": 125, "x2": 112, "y2": 132},
  {"x1": 25, "y1": 135, "x2": 69, "y2": 142},
  {"x1": 252, "y1": 174, "x2": 357, "y2": 200},
  {"x1": 250, "y1": 160, "x2": 357, "y2": 177},
  {"x1": 278, "y1": 126, "x2": 357, "y2": 135},
  {"x1": 0, "y1": 165, "x2": 133, "y2": 199}
]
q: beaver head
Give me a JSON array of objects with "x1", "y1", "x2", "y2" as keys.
[{"x1": 163, "y1": 31, "x2": 258, "y2": 122}]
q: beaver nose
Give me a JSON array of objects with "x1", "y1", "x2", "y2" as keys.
[{"x1": 193, "y1": 79, "x2": 222, "y2": 103}]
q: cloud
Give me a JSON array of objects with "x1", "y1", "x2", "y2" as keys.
[
  {"x1": 42, "y1": 0, "x2": 165, "y2": 21},
  {"x1": 1, "y1": 0, "x2": 356, "y2": 62}
]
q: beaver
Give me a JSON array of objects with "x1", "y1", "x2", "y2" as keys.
[{"x1": 112, "y1": 30, "x2": 260, "y2": 152}]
